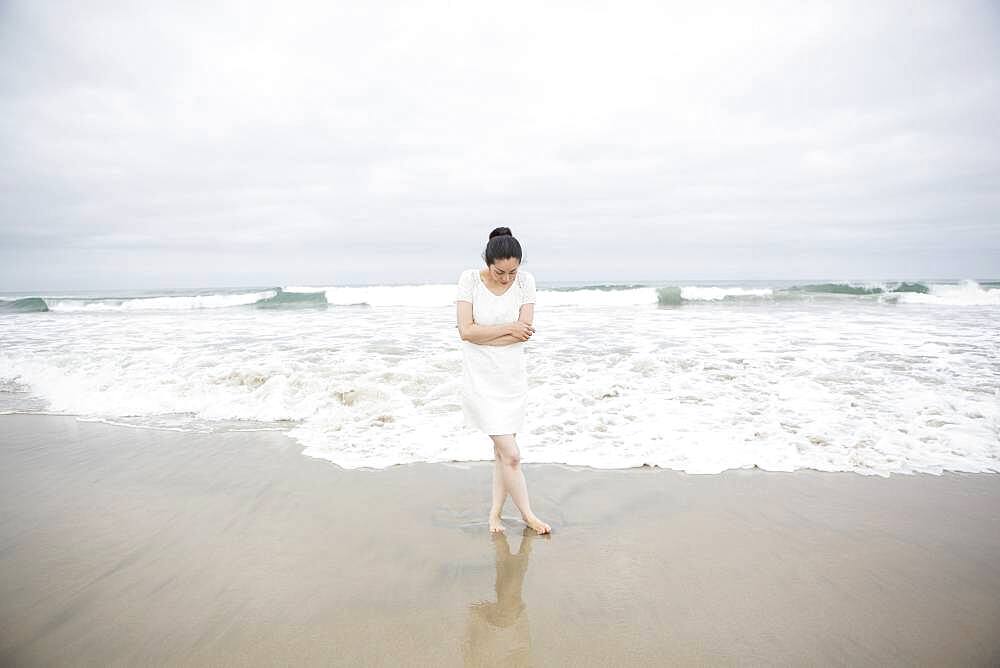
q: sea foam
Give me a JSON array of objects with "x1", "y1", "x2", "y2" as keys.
[{"x1": 2, "y1": 281, "x2": 997, "y2": 476}]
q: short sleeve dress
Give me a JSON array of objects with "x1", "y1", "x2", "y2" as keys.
[{"x1": 456, "y1": 268, "x2": 537, "y2": 435}]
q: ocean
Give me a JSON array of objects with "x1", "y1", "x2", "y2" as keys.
[{"x1": 2, "y1": 278, "x2": 998, "y2": 476}]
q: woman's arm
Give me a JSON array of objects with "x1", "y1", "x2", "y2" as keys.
[
  {"x1": 456, "y1": 301, "x2": 511, "y2": 344},
  {"x1": 456, "y1": 302, "x2": 534, "y2": 345},
  {"x1": 479, "y1": 303, "x2": 535, "y2": 346}
]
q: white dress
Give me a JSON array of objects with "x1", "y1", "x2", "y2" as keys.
[{"x1": 456, "y1": 268, "x2": 537, "y2": 435}]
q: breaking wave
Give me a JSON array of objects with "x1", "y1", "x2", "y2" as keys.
[
  {"x1": 2, "y1": 280, "x2": 997, "y2": 313},
  {"x1": 42, "y1": 290, "x2": 278, "y2": 312},
  {"x1": 252, "y1": 289, "x2": 328, "y2": 309},
  {"x1": 0, "y1": 297, "x2": 49, "y2": 313},
  {"x1": 790, "y1": 282, "x2": 930, "y2": 295}
]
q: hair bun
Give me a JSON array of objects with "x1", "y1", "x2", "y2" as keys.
[{"x1": 489, "y1": 226, "x2": 513, "y2": 239}]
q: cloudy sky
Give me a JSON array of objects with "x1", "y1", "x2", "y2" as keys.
[{"x1": 1, "y1": 1, "x2": 998, "y2": 290}]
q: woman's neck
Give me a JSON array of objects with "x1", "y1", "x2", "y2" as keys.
[{"x1": 480, "y1": 269, "x2": 511, "y2": 294}]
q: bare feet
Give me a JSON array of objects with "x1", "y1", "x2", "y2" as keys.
[
  {"x1": 522, "y1": 513, "x2": 551, "y2": 534},
  {"x1": 489, "y1": 513, "x2": 506, "y2": 533}
]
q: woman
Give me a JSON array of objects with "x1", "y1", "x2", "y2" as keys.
[{"x1": 456, "y1": 228, "x2": 552, "y2": 535}]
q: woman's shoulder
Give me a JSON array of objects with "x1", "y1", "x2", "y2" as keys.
[
  {"x1": 458, "y1": 269, "x2": 484, "y2": 295},
  {"x1": 516, "y1": 269, "x2": 535, "y2": 286}
]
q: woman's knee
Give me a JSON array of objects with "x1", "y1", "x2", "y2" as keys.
[
  {"x1": 491, "y1": 435, "x2": 520, "y2": 467},
  {"x1": 504, "y1": 450, "x2": 521, "y2": 468}
]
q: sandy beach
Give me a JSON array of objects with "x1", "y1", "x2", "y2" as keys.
[{"x1": 1, "y1": 413, "x2": 998, "y2": 666}]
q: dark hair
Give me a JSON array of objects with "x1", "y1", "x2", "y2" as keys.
[{"x1": 484, "y1": 227, "x2": 522, "y2": 265}]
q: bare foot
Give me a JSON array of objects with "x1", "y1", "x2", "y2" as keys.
[
  {"x1": 522, "y1": 513, "x2": 551, "y2": 534},
  {"x1": 489, "y1": 513, "x2": 506, "y2": 533}
]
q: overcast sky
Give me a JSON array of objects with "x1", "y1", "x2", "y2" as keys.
[{"x1": 1, "y1": 1, "x2": 998, "y2": 290}]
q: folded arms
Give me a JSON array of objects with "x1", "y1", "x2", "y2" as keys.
[{"x1": 456, "y1": 301, "x2": 534, "y2": 346}]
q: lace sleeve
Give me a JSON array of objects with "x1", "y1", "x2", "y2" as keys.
[
  {"x1": 520, "y1": 271, "x2": 536, "y2": 305},
  {"x1": 456, "y1": 270, "x2": 475, "y2": 303}
]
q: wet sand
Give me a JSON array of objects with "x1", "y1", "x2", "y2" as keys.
[{"x1": 1, "y1": 413, "x2": 998, "y2": 666}]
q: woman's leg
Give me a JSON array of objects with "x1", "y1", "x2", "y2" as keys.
[
  {"x1": 490, "y1": 434, "x2": 551, "y2": 534},
  {"x1": 489, "y1": 443, "x2": 508, "y2": 533}
]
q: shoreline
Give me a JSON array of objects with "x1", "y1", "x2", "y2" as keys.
[
  {"x1": 5, "y1": 411, "x2": 995, "y2": 478},
  {"x1": 1, "y1": 413, "x2": 998, "y2": 665}
]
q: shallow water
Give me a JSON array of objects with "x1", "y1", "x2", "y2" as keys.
[{"x1": 1, "y1": 280, "x2": 998, "y2": 475}]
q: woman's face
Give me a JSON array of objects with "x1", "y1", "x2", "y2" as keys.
[{"x1": 488, "y1": 257, "x2": 520, "y2": 286}]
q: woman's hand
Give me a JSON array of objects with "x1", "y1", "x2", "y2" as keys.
[{"x1": 508, "y1": 321, "x2": 535, "y2": 341}]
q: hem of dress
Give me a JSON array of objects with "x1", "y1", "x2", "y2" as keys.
[{"x1": 464, "y1": 419, "x2": 523, "y2": 437}]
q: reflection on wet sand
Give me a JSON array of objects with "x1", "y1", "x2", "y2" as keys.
[{"x1": 463, "y1": 528, "x2": 545, "y2": 667}]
